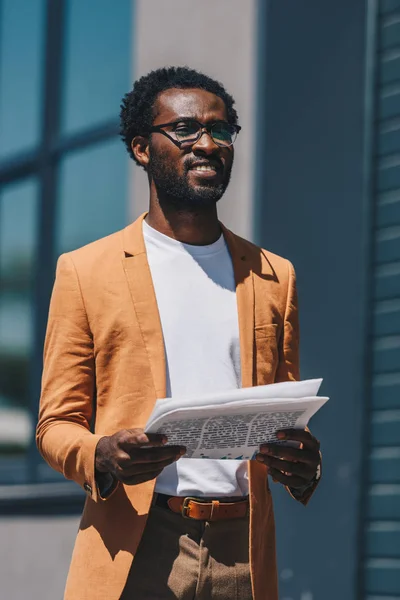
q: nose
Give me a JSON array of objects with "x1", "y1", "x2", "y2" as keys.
[{"x1": 191, "y1": 129, "x2": 219, "y2": 155}]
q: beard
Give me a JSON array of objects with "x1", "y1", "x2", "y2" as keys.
[{"x1": 147, "y1": 144, "x2": 233, "y2": 212}]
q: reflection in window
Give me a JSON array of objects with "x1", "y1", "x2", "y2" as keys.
[
  {"x1": 57, "y1": 138, "x2": 129, "y2": 254},
  {"x1": 61, "y1": 0, "x2": 131, "y2": 135},
  {"x1": 0, "y1": 0, "x2": 45, "y2": 160},
  {"x1": 0, "y1": 179, "x2": 38, "y2": 454}
]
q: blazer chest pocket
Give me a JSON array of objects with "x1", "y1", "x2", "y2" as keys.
[{"x1": 254, "y1": 323, "x2": 279, "y2": 385}]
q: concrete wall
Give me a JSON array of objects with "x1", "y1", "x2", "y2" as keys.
[
  {"x1": 130, "y1": 0, "x2": 258, "y2": 240},
  {"x1": 0, "y1": 516, "x2": 79, "y2": 600}
]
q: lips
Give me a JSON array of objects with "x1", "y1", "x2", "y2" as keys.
[{"x1": 187, "y1": 160, "x2": 222, "y2": 178}]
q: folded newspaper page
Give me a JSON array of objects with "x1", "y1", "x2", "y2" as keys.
[{"x1": 145, "y1": 379, "x2": 328, "y2": 460}]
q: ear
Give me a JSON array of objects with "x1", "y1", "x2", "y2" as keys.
[{"x1": 131, "y1": 135, "x2": 150, "y2": 169}]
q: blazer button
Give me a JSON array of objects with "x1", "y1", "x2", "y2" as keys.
[{"x1": 84, "y1": 482, "x2": 92, "y2": 495}]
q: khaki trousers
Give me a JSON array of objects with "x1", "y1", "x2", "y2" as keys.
[{"x1": 120, "y1": 503, "x2": 253, "y2": 599}]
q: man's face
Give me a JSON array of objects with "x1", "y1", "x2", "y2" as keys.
[{"x1": 146, "y1": 88, "x2": 234, "y2": 210}]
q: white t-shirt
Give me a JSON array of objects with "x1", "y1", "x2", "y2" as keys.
[{"x1": 143, "y1": 219, "x2": 249, "y2": 497}]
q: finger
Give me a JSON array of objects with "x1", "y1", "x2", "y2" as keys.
[
  {"x1": 125, "y1": 446, "x2": 186, "y2": 465},
  {"x1": 120, "y1": 430, "x2": 168, "y2": 449},
  {"x1": 268, "y1": 467, "x2": 308, "y2": 489},
  {"x1": 276, "y1": 429, "x2": 320, "y2": 450},
  {"x1": 258, "y1": 455, "x2": 314, "y2": 480},
  {"x1": 258, "y1": 444, "x2": 317, "y2": 465},
  {"x1": 116, "y1": 446, "x2": 185, "y2": 468},
  {"x1": 121, "y1": 469, "x2": 164, "y2": 486}
]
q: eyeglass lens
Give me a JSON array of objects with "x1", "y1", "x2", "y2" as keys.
[{"x1": 174, "y1": 121, "x2": 237, "y2": 147}]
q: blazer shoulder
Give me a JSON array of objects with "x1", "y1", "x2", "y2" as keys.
[{"x1": 229, "y1": 230, "x2": 294, "y2": 277}]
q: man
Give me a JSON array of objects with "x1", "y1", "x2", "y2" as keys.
[{"x1": 37, "y1": 66, "x2": 321, "y2": 600}]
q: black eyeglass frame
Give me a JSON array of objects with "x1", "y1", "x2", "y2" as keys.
[{"x1": 147, "y1": 119, "x2": 241, "y2": 148}]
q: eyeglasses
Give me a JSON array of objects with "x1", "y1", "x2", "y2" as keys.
[{"x1": 148, "y1": 119, "x2": 241, "y2": 148}]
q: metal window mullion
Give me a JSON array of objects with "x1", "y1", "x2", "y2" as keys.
[
  {"x1": 28, "y1": 0, "x2": 65, "y2": 482},
  {"x1": 0, "y1": 120, "x2": 120, "y2": 185},
  {"x1": 356, "y1": 1, "x2": 381, "y2": 599},
  {"x1": 51, "y1": 120, "x2": 120, "y2": 157}
]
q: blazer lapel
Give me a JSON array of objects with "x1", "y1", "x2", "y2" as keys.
[
  {"x1": 222, "y1": 224, "x2": 255, "y2": 388},
  {"x1": 122, "y1": 213, "x2": 166, "y2": 400}
]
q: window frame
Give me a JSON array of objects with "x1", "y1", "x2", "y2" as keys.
[{"x1": 0, "y1": 0, "x2": 124, "y2": 486}]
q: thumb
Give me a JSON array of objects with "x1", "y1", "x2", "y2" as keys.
[{"x1": 123, "y1": 429, "x2": 168, "y2": 447}]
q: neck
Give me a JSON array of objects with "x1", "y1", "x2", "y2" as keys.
[{"x1": 146, "y1": 195, "x2": 221, "y2": 246}]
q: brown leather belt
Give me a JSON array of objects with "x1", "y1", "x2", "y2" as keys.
[{"x1": 155, "y1": 493, "x2": 249, "y2": 521}]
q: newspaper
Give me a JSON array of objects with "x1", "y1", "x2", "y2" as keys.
[{"x1": 145, "y1": 379, "x2": 328, "y2": 460}]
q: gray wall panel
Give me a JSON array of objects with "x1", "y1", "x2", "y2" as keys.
[
  {"x1": 382, "y1": 16, "x2": 400, "y2": 49},
  {"x1": 364, "y1": 1, "x2": 400, "y2": 595},
  {"x1": 365, "y1": 559, "x2": 400, "y2": 595},
  {"x1": 366, "y1": 523, "x2": 400, "y2": 557},
  {"x1": 372, "y1": 374, "x2": 400, "y2": 408},
  {"x1": 367, "y1": 484, "x2": 400, "y2": 519},
  {"x1": 373, "y1": 302, "x2": 400, "y2": 335},
  {"x1": 375, "y1": 263, "x2": 400, "y2": 298},
  {"x1": 255, "y1": 1, "x2": 367, "y2": 599},
  {"x1": 377, "y1": 199, "x2": 400, "y2": 227},
  {"x1": 383, "y1": 0, "x2": 400, "y2": 13}
]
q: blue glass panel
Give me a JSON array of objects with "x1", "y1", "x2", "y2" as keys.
[
  {"x1": 61, "y1": 0, "x2": 132, "y2": 135},
  {"x1": 57, "y1": 138, "x2": 129, "y2": 254},
  {"x1": 0, "y1": 179, "x2": 38, "y2": 454},
  {"x1": 0, "y1": 0, "x2": 45, "y2": 159}
]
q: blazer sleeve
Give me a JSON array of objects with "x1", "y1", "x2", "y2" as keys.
[
  {"x1": 36, "y1": 253, "x2": 110, "y2": 503},
  {"x1": 275, "y1": 260, "x2": 321, "y2": 506}
]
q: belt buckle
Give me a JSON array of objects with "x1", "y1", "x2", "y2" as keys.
[{"x1": 181, "y1": 496, "x2": 201, "y2": 519}]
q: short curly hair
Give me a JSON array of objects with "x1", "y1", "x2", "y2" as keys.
[{"x1": 120, "y1": 66, "x2": 238, "y2": 167}]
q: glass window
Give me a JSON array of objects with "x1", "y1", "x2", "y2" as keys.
[
  {"x1": 0, "y1": 0, "x2": 45, "y2": 160},
  {"x1": 57, "y1": 138, "x2": 129, "y2": 254},
  {"x1": 61, "y1": 0, "x2": 132, "y2": 135},
  {"x1": 0, "y1": 179, "x2": 39, "y2": 456}
]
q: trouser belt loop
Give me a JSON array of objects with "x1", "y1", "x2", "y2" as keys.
[{"x1": 209, "y1": 500, "x2": 220, "y2": 521}]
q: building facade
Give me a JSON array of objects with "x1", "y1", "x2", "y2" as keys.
[{"x1": 0, "y1": 1, "x2": 398, "y2": 599}]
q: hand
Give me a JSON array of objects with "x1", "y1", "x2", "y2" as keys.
[
  {"x1": 255, "y1": 428, "x2": 320, "y2": 489},
  {"x1": 95, "y1": 428, "x2": 186, "y2": 486}
]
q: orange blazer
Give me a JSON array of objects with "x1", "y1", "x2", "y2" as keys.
[{"x1": 36, "y1": 212, "x2": 318, "y2": 600}]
